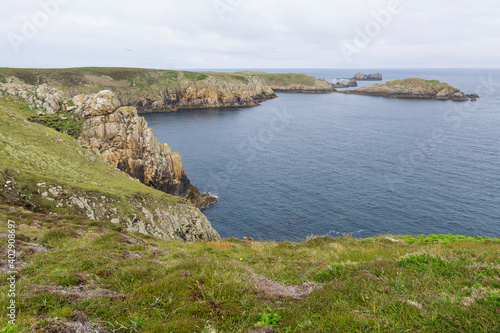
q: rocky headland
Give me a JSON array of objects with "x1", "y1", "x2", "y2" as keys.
[
  {"x1": 0, "y1": 91, "x2": 220, "y2": 241},
  {"x1": 353, "y1": 72, "x2": 383, "y2": 81},
  {"x1": 0, "y1": 68, "x2": 336, "y2": 113},
  {"x1": 339, "y1": 78, "x2": 479, "y2": 101}
]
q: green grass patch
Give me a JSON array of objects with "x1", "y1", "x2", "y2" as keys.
[
  {"x1": 402, "y1": 233, "x2": 500, "y2": 244},
  {"x1": 27, "y1": 112, "x2": 83, "y2": 138}
]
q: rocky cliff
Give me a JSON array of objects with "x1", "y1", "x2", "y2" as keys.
[
  {"x1": 339, "y1": 78, "x2": 479, "y2": 101},
  {"x1": 135, "y1": 75, "x2": 277, "y2": 113},
  {"x1": 74, "y1": 91, "x2": 191, "y2": 197},
  {"x1": 0, "y1": 96, "x2": 220, "y2": 241},
  {"x1": 353, "y1": 72, "x2": 382, "y2": 81}
]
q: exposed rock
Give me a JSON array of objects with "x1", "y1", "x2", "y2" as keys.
[
  {"x1": 332, "y1": 78, "x2": 358, "y2": 88},
  {"x1": 73, "y1": 90, "x2": 120, "y2": 117},
  {"x1": 0, "y1": 82, "x2": 66, "y2": 114},
  {"x1": 0, "y1": 178, "x2": 220, "y2": 241},
  {"x1": 339, "y1": 78, "x2": 479, "y2": 101},
  {"x1": 188, "y1": 185, "x2": 218, "y2": 209},
  {"x1": 175, "y1": 76, "x2": 276, "y2": 109},
  {"x1": 76, "y1": 99, "x2": 191, "y2": 197},
  {"x1": 124, "y1": 76, "x2": 278, "y2": 113},
  {"x1": 353, "y1": 72, "x2": 383, "y2": 81}
]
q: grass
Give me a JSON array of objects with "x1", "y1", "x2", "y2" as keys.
[
  {"x1": 27, "y1": 111, "x2": 84, "y2": 138},
  {"x1": 383, "y1": 79, "x2": 451, "y2": 92},
  {"x1": 0, "y1": 209, "x2": 499, "y2": 332}
]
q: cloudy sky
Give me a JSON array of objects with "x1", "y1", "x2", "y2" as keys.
[{"x1": 2, "y1": 0, "x2": 499, "y2": 69}]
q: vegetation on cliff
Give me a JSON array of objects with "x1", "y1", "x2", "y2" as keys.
[
  {"x1": 341, "y1": 78, "x2": 479, "y2": 101},
  {"x1": 1, "y1": 208, "x2": 499, "y2": 332}
]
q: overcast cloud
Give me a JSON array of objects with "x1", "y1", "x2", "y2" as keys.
[{"x1": 1, "y1": 0, "x2": 499, "y2": 69}]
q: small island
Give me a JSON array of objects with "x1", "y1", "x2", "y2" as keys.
[
  {"x1": 332, "y1": 78, "x2": 357, "y2": 88},
  {"x1": 353, "y1": 72, "x2": 383, "y2": 81},
  {"x1": 338, "y1": 78, "x2": 479, "y2": 101}
]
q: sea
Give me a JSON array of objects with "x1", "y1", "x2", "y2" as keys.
[{"x1": 142, "y1": 68, "x2": 500, "y2": 241}]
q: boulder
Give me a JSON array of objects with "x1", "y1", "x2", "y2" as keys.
[{"x1": 73, "y1": 90, "x2": 121, "y2": 118}]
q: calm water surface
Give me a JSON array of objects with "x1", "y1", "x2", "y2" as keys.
[{"x1": 143, "y1": 69, "x2": 500, "y2": 240}]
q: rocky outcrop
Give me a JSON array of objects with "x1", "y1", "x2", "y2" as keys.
[
  {"x1": 353, "y1": 72, "x2": 382, "y2": 81},
  {"x1": 188, "y1": 185, "x2": 218, "y2": 209},
  {"x1": 339, "y1": 78, "x2": 479, "y2": 101},
  {"x1": 0, "y1": 175, "x2": 220, "y2": 241},
  {"x1": 332, "y1": 79, "x2": 358, "y2": 88},
  {"x1": 0, "y1": 82, "x2": 67, "y2": 114},
  {"x1": 75, "y1": 91, "x2": 195, "y2": 198}
]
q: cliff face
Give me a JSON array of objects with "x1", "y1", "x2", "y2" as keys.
[
  {"x1": 135, "y1": 76, "x2": 277, "y2": 113},
  {"x1": 340, "y1": 78, "x2": 479, "y2": 101},
  {"x1": 353, "y1": 72, "x2": 382, "y2": 81},
  {"x1": 74, "y1": 91, "x2": 191, "y2": 197}
]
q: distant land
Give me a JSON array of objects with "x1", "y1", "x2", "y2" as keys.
[{"x1": 339, "y1": 78, "x2": 479, "y2": 101}]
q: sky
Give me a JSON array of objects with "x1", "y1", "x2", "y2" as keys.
[{"x1": 1, "y1": 0, "x2": 499, "y2": 69}]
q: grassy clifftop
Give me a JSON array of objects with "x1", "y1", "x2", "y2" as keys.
[{"x1": 1, "y1": 208, "x2": 499, "y2": 332}]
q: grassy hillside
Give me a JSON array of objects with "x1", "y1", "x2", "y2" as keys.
[
  {"x1": 0, "y1": 67, "x2": 323, "y2": 97},
  {"x1": 1, "y1": 208, "x2": 499, "y2": 332}
]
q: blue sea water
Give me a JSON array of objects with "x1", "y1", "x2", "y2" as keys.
[{"x1": 143, "y1": 69, "x2": 500, "y2": 240}]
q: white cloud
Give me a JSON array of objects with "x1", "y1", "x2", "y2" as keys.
[{"x1": 1, "y1": 0, "x2": 499, "y2": 68}]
